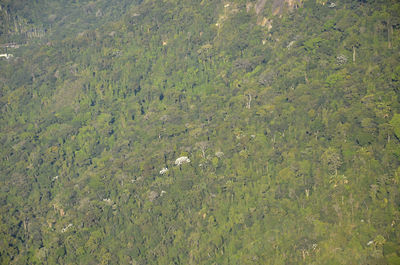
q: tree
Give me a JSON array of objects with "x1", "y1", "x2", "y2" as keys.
[
  {"x1": 322, "y1": 148, "x2": 342, "y2": 176},
  {"x1": 390, "y1": 114, "x2": 400, "y2": 139},
  {"x1": 196, "y1": 141, "x2": 208, "y2": 159}
]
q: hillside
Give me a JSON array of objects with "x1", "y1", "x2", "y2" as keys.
[{"x1": 1, "y1": 0, "x2": 400, "y2": 264}]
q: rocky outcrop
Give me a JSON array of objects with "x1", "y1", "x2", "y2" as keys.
[
  {"x1": 252, "y1": 0, "x2": 302, "y2": 16},
  {"x1": 272, "y1": 0, "x2": 303, "y2": 14},
  {"x1": 255, "y1": 0, "x2": 267, "y2": 15}
]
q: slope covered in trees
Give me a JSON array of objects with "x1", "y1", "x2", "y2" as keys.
[{"x1": 1, "y1": 0, "x2": 400, "y2": 264}]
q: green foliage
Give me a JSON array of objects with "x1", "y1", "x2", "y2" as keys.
[
  {"x1": 1, "y1": 0, "x2": 400, "y2": 264},
  {"x1": 304, "y1": 37, "x2": 325, "y2": 51},
  {"x1": 392, "y1": 65, "x2": 400, "y2": 82},
  {"x1": 390, "y1": 114, "x2": 400, "y2": 139}
]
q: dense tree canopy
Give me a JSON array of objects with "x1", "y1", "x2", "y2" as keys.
[{"x1": 1, "y1": 0, "x2": 400, "y2": 264}]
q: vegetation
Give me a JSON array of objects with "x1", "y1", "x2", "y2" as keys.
[{"x1": 1, "y1": 0, "x2": 400, "y2": 264}]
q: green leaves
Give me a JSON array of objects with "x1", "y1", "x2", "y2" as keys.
[
  {"x1": 325, "y1": 70, "x2": 348, "y2": 87},
  {"x1": 392, "y1": 65, "x2": 400, "y2": 82},
  {"x1": 390, "y1": 114, "x2": 400, "y2": 139},
  {"x1": 1, "y1": 0, "x2": 400, "y2": 264},
  {"x1": 304, "y1": 37, "x2": 324, "y2": 51}
]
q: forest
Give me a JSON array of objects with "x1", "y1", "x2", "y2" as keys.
[{"x1": 0, "y1": 0, "x2": 400, "y2": 264}]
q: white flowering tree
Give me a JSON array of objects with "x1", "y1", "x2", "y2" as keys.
[
  {"x1": 175, "y1": 156, "x2": 190, "y2": 165},
  {"x1": 159, "y1": 168, "x2": 169, "y2": 175}
]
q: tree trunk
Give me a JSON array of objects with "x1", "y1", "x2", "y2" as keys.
[
  {"x1": 246, "y1": 94, "x2": 252, "y2": 109},
  {"x1": 388, "y1": 22, "x2": 392, "y2": 49}
]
